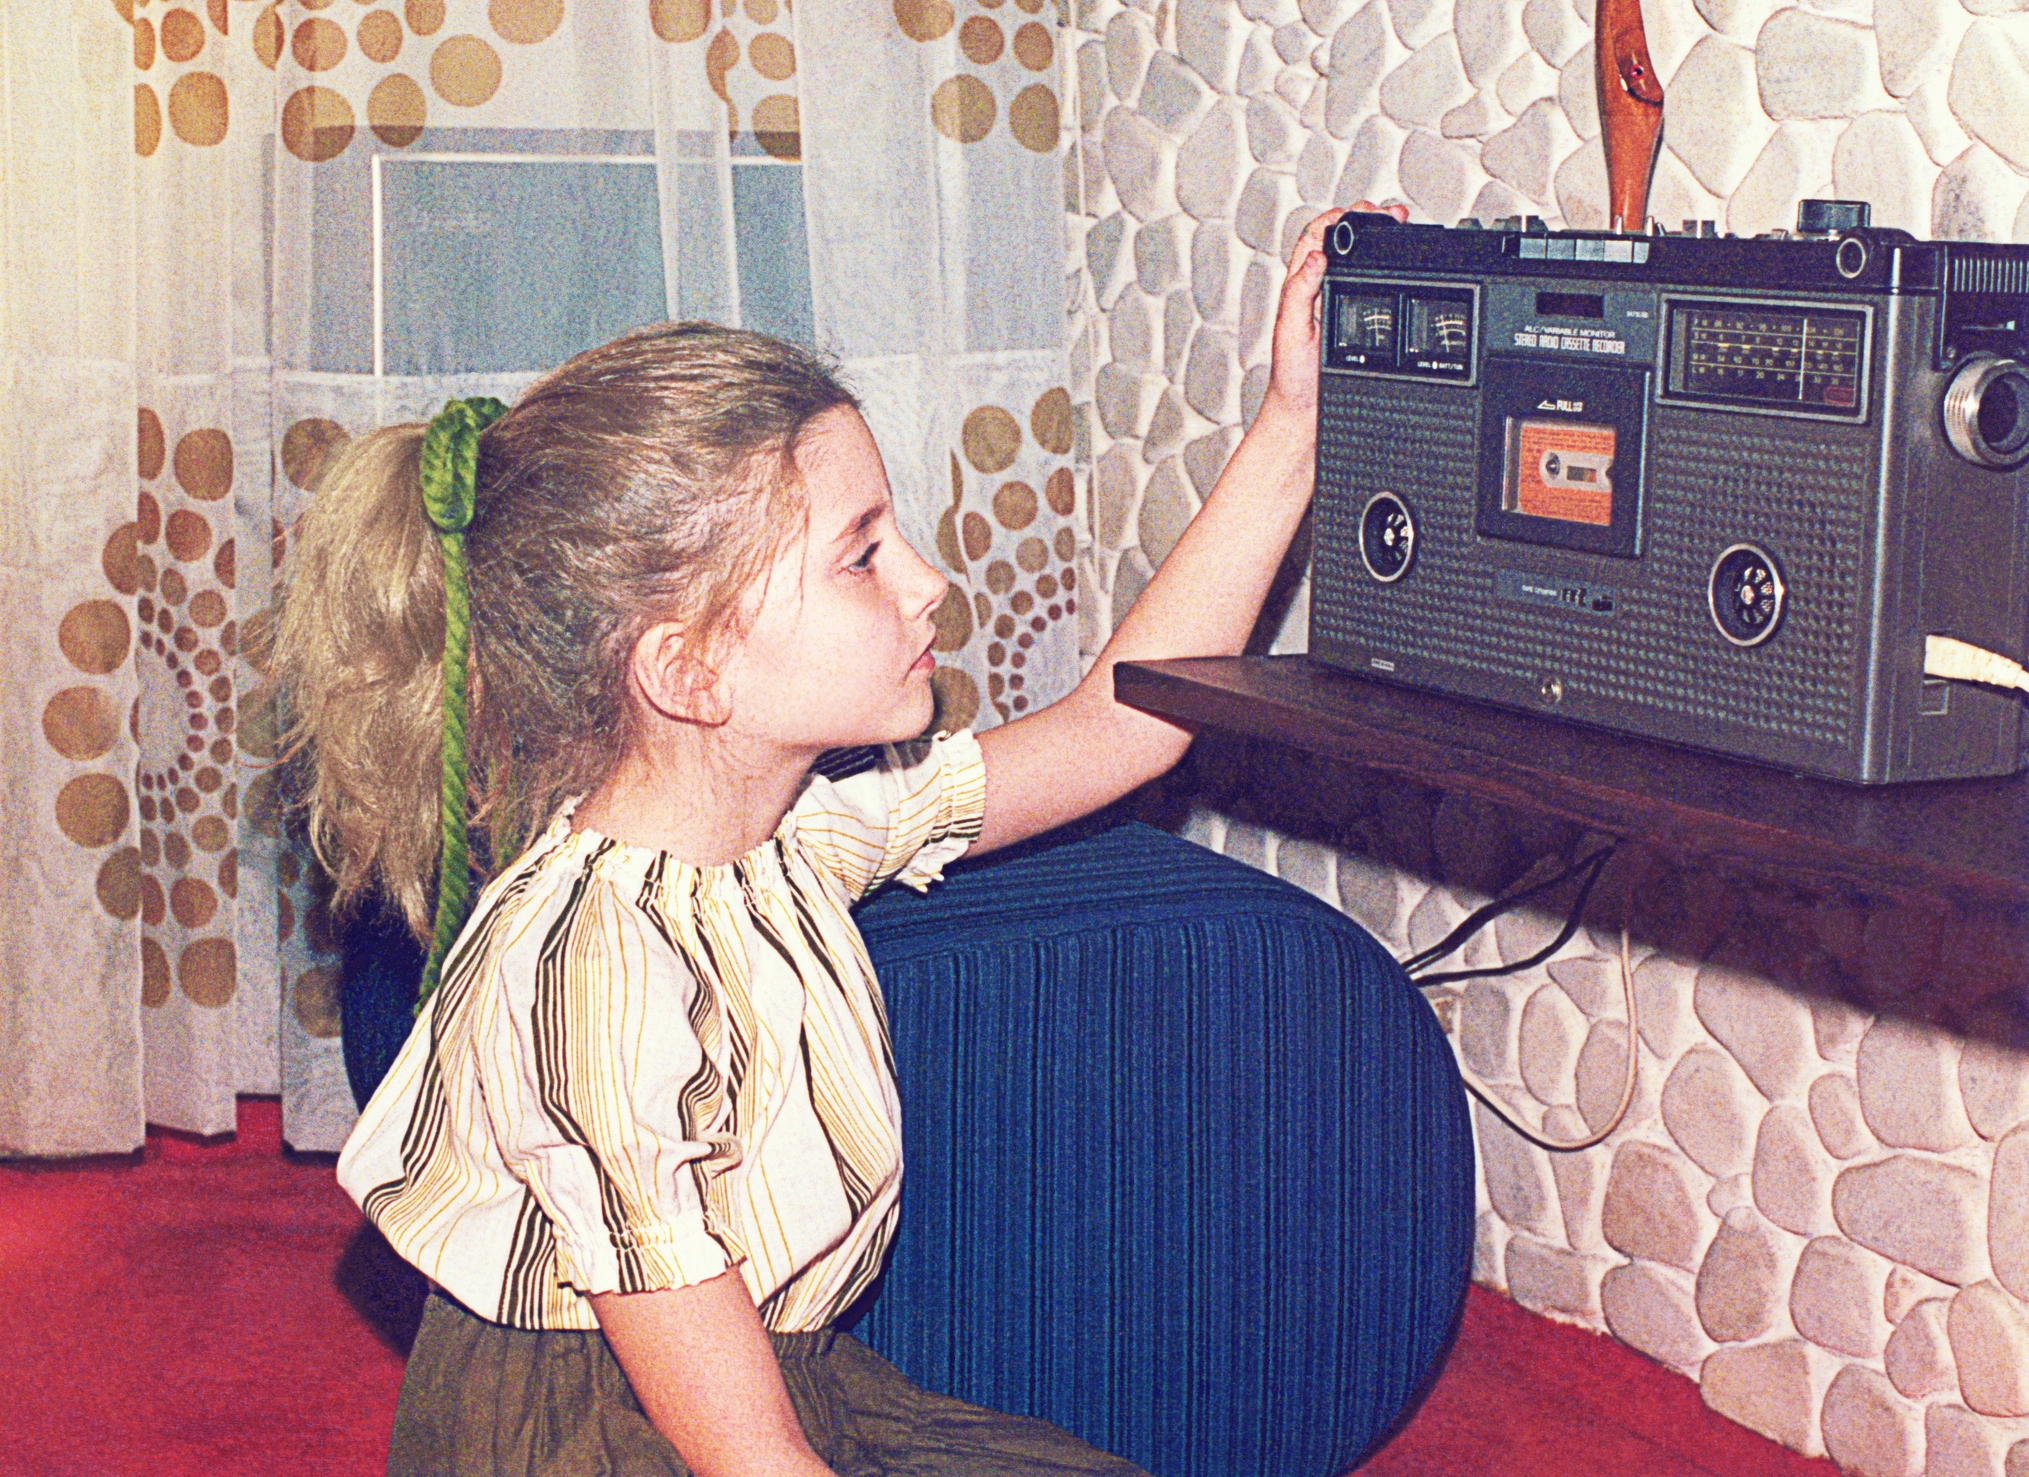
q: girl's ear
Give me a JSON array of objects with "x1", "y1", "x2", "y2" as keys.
[{"x1": 629, "y1": 622, "x2": 730, "y2": 727}]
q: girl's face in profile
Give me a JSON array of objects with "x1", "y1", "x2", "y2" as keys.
[{"x1": 713, "y1": 406, "x2": 951, "y2": 760}]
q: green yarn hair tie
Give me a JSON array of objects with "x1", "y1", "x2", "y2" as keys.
[{"x1": 416, "y1": 395, "x2": 509, "y2": 1011}]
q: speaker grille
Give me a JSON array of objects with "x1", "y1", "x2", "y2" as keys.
[
  {"x1": 1950, "y1": 249, "x2": 2029, "y2": 296},
  {"x1": 1312, "y1": 378, "x2": 1866, "y2": 748}
]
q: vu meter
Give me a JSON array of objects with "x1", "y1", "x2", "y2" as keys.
[{"x1": 1326, "y1": 282, "x2": 1477, "y2": 381}]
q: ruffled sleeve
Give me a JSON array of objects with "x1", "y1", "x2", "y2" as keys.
[
  {"x1": 790, "y1": 728, "x2": 987, "y2": 902},
  {"x1": 476, "y1": 857, "x2": 737, "y2": 1300}
]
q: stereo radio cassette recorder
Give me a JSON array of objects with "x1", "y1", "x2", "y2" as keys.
[{"x1": 1310, "y1": 200, "x2": 2029, "y2": 784}]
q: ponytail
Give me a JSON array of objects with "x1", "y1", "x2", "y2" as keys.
[{"x1": 269, "y1": 423, "x2": 457, "y2": 941}]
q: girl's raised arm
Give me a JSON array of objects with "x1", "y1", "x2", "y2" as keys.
[{"x1": 971, "y1": 204, "x2": 1404, "y2": 856}]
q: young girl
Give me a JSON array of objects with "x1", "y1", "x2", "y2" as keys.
[{"x1": 276, "y1": 205, "x2": 1389, "y2": 1477}]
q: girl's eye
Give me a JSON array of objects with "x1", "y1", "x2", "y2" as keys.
[{"x1": 848, "y1": 542, "x2": 879, "y2": 573}]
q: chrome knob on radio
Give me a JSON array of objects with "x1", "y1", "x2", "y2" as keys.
[
  {"x1": 1943, "y1": 353, "x2": 2029, "y2": 468},
  {"x1": 1708, "y1": 544, "x2": 1786, "y2": 647},
  {"x1": 1359, "y1": 492, "x2": 1417, "y2": 583}
]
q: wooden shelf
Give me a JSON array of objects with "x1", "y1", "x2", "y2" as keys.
[{"x1": 1115, "y1": 654, "x2": 2029, "y2": 911}]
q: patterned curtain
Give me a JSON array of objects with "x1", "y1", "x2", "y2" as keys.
[{"x1": 3, "y1": 0, "x2": 1075, "y2": 1156}]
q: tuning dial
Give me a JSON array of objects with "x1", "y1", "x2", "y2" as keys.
[
  {"x1": 1708, "y1": 543, "x2": 1786, "y2": 647},
  {"x1": 1359, "y1": 492, "x2": 1417, "y2": 583}
]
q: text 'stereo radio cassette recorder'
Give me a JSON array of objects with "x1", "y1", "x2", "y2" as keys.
[{"x1": 1309, "y1": 200, "x2": 2029, "y2": 783}]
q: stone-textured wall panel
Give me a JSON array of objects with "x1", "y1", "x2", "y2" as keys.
[
  {"x1": 1756, "y1": 1102, "x2": 1838, "y2": 1236},
  {"x1": 1948, "y1": 20, "x2": 2029, "y2": 173},
  {"x1": 1134, "y1": 456, "x2": 1198, "y2": 562},
  {"x1": 1142, "y1": 50, "x2": 1218, "y2": 132},
  {"x1": 1603, "y1": 1138, "x2": 1710, "y2": 1269},
  {"x1": 1886, "y1": 1298, "x2": 1959, "y2": 1400},
  {"x1": 1476, "y1": 1098, "x2": 1561, "y2": 1237},
  {"x1": 1691, "y1": 0, "x2": 1783, "y2": 45},
  {"x1": 1481, "y1": 97, "x2": 1580, "y2": 202},
  {"x1": 1546, "y1": 952, "x2": 1620, "y2": 1016},
  {"x1": 1177, "y1": 0, "x2": 1249, "y2": 91},
  {"x1": 1792, "y1": 1235, "x2": 1895, "y2": 1359},
  {"x1": 1822, "y1": 1363, "x2": 1928, "y2": 1477},
  {"x1": 1295, "y1": 127, "x2": 1345, "y2": 195},
  {"x1": 1697, "y1": 1204, "x2": 1796, "y2": 1343},
  {"x1": 1338, "y1": 112, "x2": 1411, "y2": 198},
  {"x1": 1603, "y1": 1260, "x2": 1716, "y2": 1371},
  {"x1": 1576, "y1": 1016, "x2": 1653, "y2": 1132},
  {"x1": 1104, "y1": 9, "x2": 1158, "y2": 104},
  {"x1": 1950, "y1": 1282, "x2": 2029, "y2": 1417},
  {"x1": 1666, "y1": 35, "x2": 1775, "y2": 194},
  {"x1": 1814, "y1": 994, "x2": 1875, "y2": 1062},
  {"x1": 1176, "y1": 99, "x2": 1251, "y2": 216},
  {"x1": 1518, "y1": 980, "x2": 1587, "y2": 1106},
  {"x1": 1934, "y1": 141, "x2": 2029, "y2": 239},
  {"x1": 1756, "y1": 8, "x2": 1891, "y2": 119},
  {"x1": 1696, "y1": 955, "x2": 1815, "y2": 1102},
  {"x1": 1702, "y1": 1338, "x2": 1838, "y2": 1455},
  {"x1": 1963, "y1": 1042, "x2": 2029, "y2": 1142},
  {"x1": 1889, "y1": 1264, "x2": 1961, "y2": 1325},
  {"x1": 1134, "y1": 213, "x2": 1189, "y2": 295},
  {"x1": 1388, "y1": 0, "x2": 1453, "y2": 51},
  {"x1": 1834, "y1": 1156, "x2": 1990, "y2": 1286},
  {"x1": 1546, "y1": 1102, "x2": 1612, "y2": 1251},
  {"x1": 1459, "y1": 974, "x2": 1519, "y2": 1081},
  {"x1": 1399, "y1": 126, "x2": 1488, "y2": 218},
  {"x1": 1497, "y1": 48, "x2": 1561, "y2": 114},
  {"x1": 1379, "y1": 35, "x2": 1473, "y2": 126},
  {"x1": 1662, "y1": 1043, "x2": 1763, "y2": 1177},
  {"x1": 1475, "y1": 1207, "x2": 1510, "y2": 1289},
  {"x1": 1906, "y1": 73, "x2": 1975, "y2": 165},
  {"x1": 1065, "y1": 0, "x2": 2029, "y2": 1468},
  {"x1": 1507, "y1": 1231, "x2": 1604, "y2": 1317},
  {"x1": 1247, "y1": 90, "x2": 1305, "y2": 162},
  {"x1": 1877, "y1": 0, "x2": 1972, "y2": 96},
  {"x1": 1833, "y1": 111, "x2": 1938, "y2": 231},
  {"x1": 1923, "y1": 1404, "x2": 2024, "y2": 1477},
  {"x1": 1992, "y1": 1126, "x2": 2029, "y2": 1302},
  {"x1": 1105, "y1": 105, "x2": 1178, "y2": 219},
  {"x1": 1326, "y1": 4, "x2": 1406, "y2": 130},
  {"x1": 1859, "y1": 1017, "x2": 1979, "y2": 1153}
]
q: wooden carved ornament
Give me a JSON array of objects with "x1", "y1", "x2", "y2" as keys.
[{"x1": 1595, "y1": 0, "x2": 1665, "y2": 231}]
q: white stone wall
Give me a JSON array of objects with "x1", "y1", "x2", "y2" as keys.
[{"x1": 1061, "y1": 0, "x2": 2029, "y2": 1470}]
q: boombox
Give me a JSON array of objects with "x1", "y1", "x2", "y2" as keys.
[{"x1": 1309, "y1": 201, "x2": 2029, "y2": 784}]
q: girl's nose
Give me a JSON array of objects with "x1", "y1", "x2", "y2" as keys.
[{"x1": 900, "y1": 540, "x2": 948, "y2": 618}]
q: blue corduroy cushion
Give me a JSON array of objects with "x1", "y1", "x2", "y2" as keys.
[{"x1": 851, "y1": 822, "x2": 1474, "y2": 1477}]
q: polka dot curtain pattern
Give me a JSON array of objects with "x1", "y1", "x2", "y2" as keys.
[{"x1": 4, "y1": 0, "x2": 1076, "y2": 1156}]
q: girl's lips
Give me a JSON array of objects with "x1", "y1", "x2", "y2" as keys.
[{"x1": 910, "y1": 647, "x2": 936, "y2": 675}]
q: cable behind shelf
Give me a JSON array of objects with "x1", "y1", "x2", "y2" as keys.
[{"x1": 1403, "y1": 844, "x2": 1643, "y2": 1153}]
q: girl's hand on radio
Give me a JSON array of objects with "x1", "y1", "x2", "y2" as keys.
[{"x1": 1262, "y1": 201, "x2": 1409, "y2": 429}]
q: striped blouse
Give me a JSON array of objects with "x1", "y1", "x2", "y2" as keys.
[{"x1": 335, "y1": 730, "x2": 987, "y2": 1333}]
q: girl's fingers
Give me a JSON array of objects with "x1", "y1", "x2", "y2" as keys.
[{"x1": 1289, "y1": 209, "x2": 1345, "y2": 266}]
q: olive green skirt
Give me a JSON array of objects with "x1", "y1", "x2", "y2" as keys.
[{"x1": 388, "y1": 1293, "x2": 1151, "y2": 1477}]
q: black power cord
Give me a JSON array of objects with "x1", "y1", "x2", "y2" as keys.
[{"x1": 1405, "y1": 843, "x2": 1617, "y2": 984}]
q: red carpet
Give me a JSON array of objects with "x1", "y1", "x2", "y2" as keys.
[{"x1": 0, "y1": 1097, "x2": 1843, "y2": 1477}]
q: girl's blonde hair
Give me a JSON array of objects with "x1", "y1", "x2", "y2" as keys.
[{"x1": 269, "y1": 322, "x2": 858, "y2": 938}]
